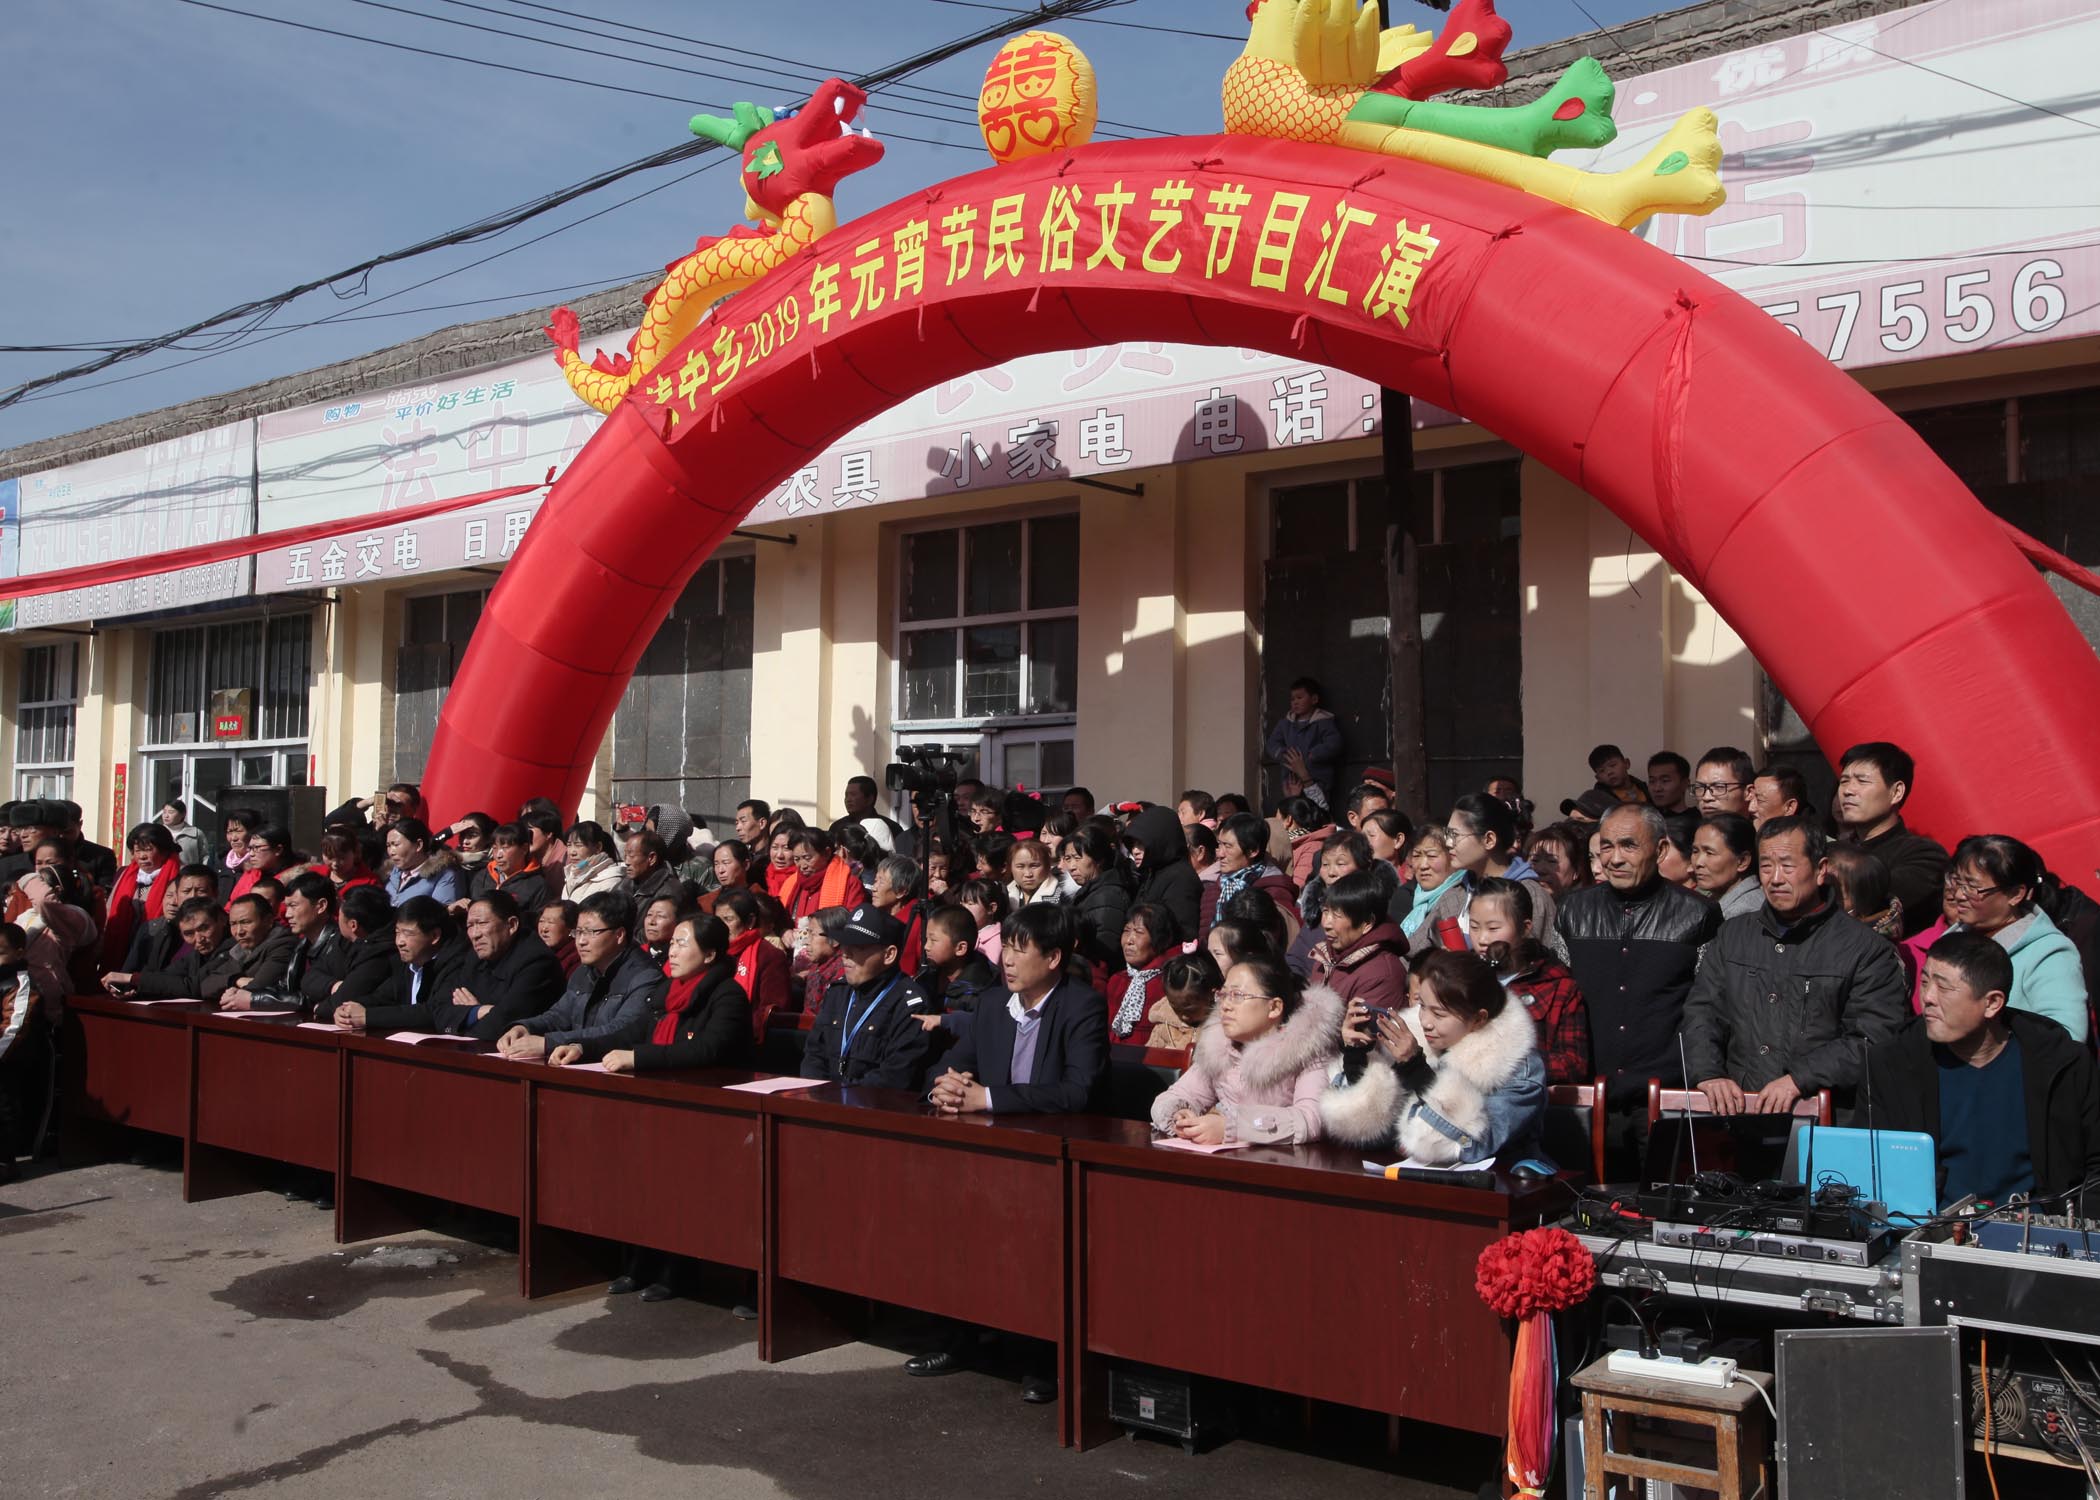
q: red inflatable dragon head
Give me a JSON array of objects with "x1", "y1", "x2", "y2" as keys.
[{"x1": 690, "y1": 78, "x2": 886, "y2": 226}]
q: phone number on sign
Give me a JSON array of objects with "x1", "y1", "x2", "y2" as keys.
[{"x1": 1762, "y1": 256, "x2": 2071, "y2": 365}]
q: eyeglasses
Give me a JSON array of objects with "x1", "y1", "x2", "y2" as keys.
[
  {"x1": 1943, "y1": 875, "x2": 2004, "y2": 900},
  {"x1": 574, "y1": 923, "x2": 615, "y2": 938},
  {"x1": 1692, "y1": 781, "x2": 1743, "y2": 796},
  {"x1": 1216, "y1": 988, "x2": 1273, "y2": 1006}
]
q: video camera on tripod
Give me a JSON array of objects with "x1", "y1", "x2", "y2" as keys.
[{"x1": 885, "y1": 744, "x2": 968, "y2": 889}]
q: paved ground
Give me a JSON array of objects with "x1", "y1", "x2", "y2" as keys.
[{"x1": 0, "y1": 1156, "x2": 1494, "y2": 1500}]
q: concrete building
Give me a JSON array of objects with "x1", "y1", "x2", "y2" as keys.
[{"x1": 1, "y1": 0, "x2": 2094, "y2": 850}]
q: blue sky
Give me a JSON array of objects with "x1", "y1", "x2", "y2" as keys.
[{"x1": 0, "y1": 0, "x2": 1669, "y2": 451}]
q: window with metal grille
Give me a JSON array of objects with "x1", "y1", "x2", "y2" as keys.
[
  {"x1": 144, "y1": 613, "x2": 313, "y2": 748},
  {"x1": 15, "y1": 642, "x2": 79, "y2": 798},
  {"x1": 394, "y1": 588, "x2": 488, "y2": 781}
]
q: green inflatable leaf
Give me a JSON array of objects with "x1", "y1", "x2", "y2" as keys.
[{"x1": 1654, "y1": 151, "x2": 1690, "y2": 177}]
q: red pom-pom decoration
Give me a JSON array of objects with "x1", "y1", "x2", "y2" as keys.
[{"x1": 1475, "y1": 1226, "x2": 1597, "y2": 1321}]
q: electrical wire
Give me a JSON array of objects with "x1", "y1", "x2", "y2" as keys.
[
  {"x1": 1730, "y1": 1371, "x2": 1779, "y2": 1425},
  {"x1": 177, "y1": 0, "x2": 717, "y2": 107},
  {"x1": 1982, "y1": 1335, "x2": 2001, "y2": 1500},
  {"x1": 0, "y1": 272, "x2": 656, "y2": 354},
  {"x1": 927, "y1": 0, "x2": 1244, "y2": 43},
  {"x1": 348, "y1": 0, "x2": 1149, "y2": 142},
  {"x1": 4, "y1": 0, "x2": 1128, "y2": 412}
]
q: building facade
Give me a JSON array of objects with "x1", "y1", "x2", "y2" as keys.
[{"x1": 1, "y1": 0, "x2": 2094, "y2": 848}]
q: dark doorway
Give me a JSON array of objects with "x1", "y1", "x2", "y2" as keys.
[{"x1": 1260, "y1": 459, "x2": 1522, "y2": 818}]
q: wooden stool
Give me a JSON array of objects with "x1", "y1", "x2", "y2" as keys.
[{"x1": 1571, "y1": 1358, "x2": 1772, "y2": 1499}]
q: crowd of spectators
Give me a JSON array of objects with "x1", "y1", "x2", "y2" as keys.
[{"x1": 1, "y1": 681, "x2": 2095, "y2": 1348}]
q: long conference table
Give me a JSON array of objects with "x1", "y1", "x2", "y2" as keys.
[{"x1": 66, "y1": 991, "x2": 1551, "y2": 1450}]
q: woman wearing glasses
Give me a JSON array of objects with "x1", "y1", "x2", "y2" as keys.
[
  {"x1": 1148, "y1": 953, "x2": 1342, "y2": 1146},
  {"x1": 1931, "y1": 836, "x2": 2088, "y2": 1042}
]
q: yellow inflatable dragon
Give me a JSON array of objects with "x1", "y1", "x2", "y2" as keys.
[
  {"x1": 1223, "y1": 0, "x2": 1725, "y2": 229},
  {"x1": 544, "y1": 79, "x2": 885, "y2": 415}
]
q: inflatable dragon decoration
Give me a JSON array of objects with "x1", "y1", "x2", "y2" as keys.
[
  {"x1": 544, "y1": 1, "x2": 1722, "y2": 414},
  {"x1": 544, "y1": 78, "x2": 885, "y2": 415},
  {"x1": 1225, "y1": 0, "x2": 1724, "y2": 228}
]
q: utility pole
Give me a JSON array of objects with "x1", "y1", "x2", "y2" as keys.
[{"x1": 1382, "y1": 387, "x2": 1429, "y2": 818}]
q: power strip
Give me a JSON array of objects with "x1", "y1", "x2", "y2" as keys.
[{"x1": 1607, "y1": 1350, "x2": 1739, "y2": 1388}]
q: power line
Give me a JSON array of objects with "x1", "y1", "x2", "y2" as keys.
[
  {"x1": 926, "y1": 0, "x2": 1242, "y2": 43},
  {"x1": 4, "y1": 0, "x2": 1130, "y2": 412},
  {"x1": 350, "y1": 0, "x2": 1146, "y2": 141},
  {"x1": 0, "y1": 272, "x2": 657, "y2": 354},
  {"x1": 177, "y1": 0, "x2": 715, "y2": 107},
  {"x1": 480, "y1": 0, "x2": 1176, "y2": 138}
]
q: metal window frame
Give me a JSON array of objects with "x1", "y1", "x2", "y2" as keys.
[
  {"x1": 15, "y1": 641, "x2": 81, "y2": 782},
  {"x1": 140, "y1": 609, "x2": 316, "y2": 752},
  {"x1": 892, "y1": 508, "x2": 1081, "y2": 730}
]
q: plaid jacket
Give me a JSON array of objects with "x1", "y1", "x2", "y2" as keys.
[{"x1": 1508, "y1": 960, "x2": 1592, "y2": 1086}]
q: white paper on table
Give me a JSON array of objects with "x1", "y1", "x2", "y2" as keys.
[
  {"x1": 295, "y1": 1022, "x2": 341, "y2": 1033},
  {"x1": 125, "y1": 998, "x2": 194, "y2": 1006},
  {"x1": 220, "y1": 1010, "x2": 295, "y2": 1021},
  {"x1": 1152, "y1": 1137, "x2": 1251, "y2": 1154},
  {"x1": 385, "y1": 1030, "x2": 461, "y2": 1044},
  {"x1": 1362, "y1": 1158, "x2": 1477, "y2": 1174},
  {"x1": 554, "y1": 1061, "x2": 613, "y2": 1074},
  {"x1": 722, "y1": 1076, "x2": 826, "y2": 1095}
]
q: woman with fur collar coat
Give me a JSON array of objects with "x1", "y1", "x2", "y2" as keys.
[
  {"x1": 1150, "y1": 954, "x2": 1343, "y2": 1146},
  {"x1": 1320, "y1": 949, "x2": 1546, "y2": 1166}
]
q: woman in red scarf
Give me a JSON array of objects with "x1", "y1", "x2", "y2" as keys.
[
  {"x1": 546, "y1": 911, "x2": 751, "y2": 1302},
  {"x1": 714, "y1": 887, "x2": 792, "y2": 1041},
  {"x1": 101, "y1": 823, "x2": 181, "y2": 969}
]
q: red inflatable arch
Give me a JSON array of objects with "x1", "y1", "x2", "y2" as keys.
[{"x1": 423, "y1": 136, "x2": 2100, "y2": 878}]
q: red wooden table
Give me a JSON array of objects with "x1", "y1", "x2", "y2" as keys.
[
  {"x1": 187, "y1": 1009, "x2": 342, "y2": 1201},
  {"x1": 761, "y1": 1086, "x2": 1079, "y2": 1401},
  {"x1": 67, "y1": 992, "x2": 199, "y2": 1145},
  {"x1": 525, "y1": 1062, "x2": 764, "y2": 1296},
  {"x1": 1063, "y1": 1119, "x2": 1550, "y2": 1448}
]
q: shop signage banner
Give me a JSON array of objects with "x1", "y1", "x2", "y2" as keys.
[
  {"x1": 1607, "y1": 0, "x2": 2098, "y2": 370},
  {"x1": 9, "y1": 423, "x2": 255, "y2": 629},
  {"x1": 250, "y1": 349, "x2": 615, "y2": 594},
  {"x1": 750, "y1": 344, "x2": 1399, "y2": 523}
]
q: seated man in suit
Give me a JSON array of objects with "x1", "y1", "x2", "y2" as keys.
[
  {"x1": 798, "y1": 904, "x2": 936, "y2": 1089},
  {"x1": 106, "y1": 898, "x2": 229, "y2": 1000},
  {"x1": 927, "y1": 902, "x2": 1109, "y2": 1116},
  {"x1": 911, "y1": 903, "x2": 1108, "y2": 1399},
  {"x1": 246, "y1": 873, "x2": 351, "y2": 1013},
  {"x1": 496, "y1": 892, "x2": 666, "y2": 1059},
  {"x1": 210, "y1": 894, "x2": 300, "y2": 1010},
  {"x1": 332, "y1": 897, "x2": 470, "y2": 1035}
]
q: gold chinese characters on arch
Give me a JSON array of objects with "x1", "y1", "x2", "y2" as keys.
[{"x1": 648, "y1": 172, "x2": 1462, "y2": 432}]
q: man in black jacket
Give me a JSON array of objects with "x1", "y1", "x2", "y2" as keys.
[
  {"x1": 799, "y1": 905, "x2": 936, "y2": 1089},
  {"x1": 1862, "y1": 930, "x2": 2100, "y2": 1205},
  {"x1": 1122, "y1": 806, "x2": 1201, "y2": 945},
  {"x1": 1559, "y1": 803, "x2": 1722, "y2": 1117},
  {"x1": 1835, "y1": 740, "x2": 1948, "y2": 939},
  {"x1": 319, "y1": 886, "x2": 398, "y2": 1017},
  {"x1": 497, "y1": 892, "x2": 665, "y2": 1059},
  {"x1": 333, "y1": 897, "x2": 470, "y2": 1034},
  {"x1": 346, "y1": 890, "x2": 562, "y2": 1037},
  {"x1": 1682, "y1": 817, "x2": 1908, "y2": 1116},
  {"x1": 248, "y1": 873, "x2": 350, "y2": 1013},
  {"x1": 109, "y1": 899, "x2": 229, "y2": 999},
  {"x1": 928, "y1": 903, "x2": 1108, "y2": 1115},
  {"x1": 211, "y1": 895, "x2": 300, "y2": 1010}
]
